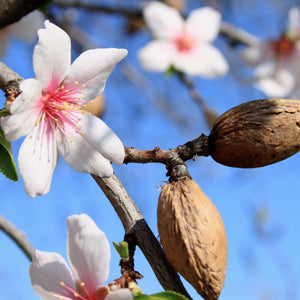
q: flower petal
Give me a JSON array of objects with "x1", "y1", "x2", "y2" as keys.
[
  {"x1": 143, "y1": 2, "x2": 184, "y2": 40},
  {"x1": 255, "y1": 62, "x2": 295, "y2": 97},
  {"x1": 138, "y1": 41, "x2": 176, "y2": 72},
  {"x1": 67, "y1": 214, "x2": 111, "y2": 294},
  {"x1": 105, "y1": 289, "x2": 133, "y2": 300},
  {"x1": 186, "y1": 7, "x2": 221, "y2": 43},
  {"x1": 56, "y1": 117, "x2": 114, "y2": 177},
  {"x1": 29, "y1": 250, "x2": 75, "y2": 300},
  {"x1": 240, "y1": 43, "x2": 270, "y2": 66},
  {"x1": 33, "y1": 21, "x2": 71, "y2": 90},
  {"x1": 1, "y1": 79, "x2": 42, "y2": 141},
  {"x1": 63, "y1": 48, "x2": 127, "y2": 101},
  {"x1": 77, "y1": 113, "x2": 124, "y2": 165},
  {"x1": 18, "y1": 123, "x2": 58, "y2": 197},
  {"x1": 173, "y1": 44, "x2": 229, "y2": 77}
]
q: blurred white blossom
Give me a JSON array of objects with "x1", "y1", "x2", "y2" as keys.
[
  {"x1": 241, "y1": 7, "x2": 300, "y2": 98},
  {"x1": 0, "y1": 10, "x2": 44, "y2": 57},
  {"x1": 29, "y1": 214, "x2": 133, "y2": 300},
  {"x1": 138, "y1": 2, "x2": 228, "y2": 77}
]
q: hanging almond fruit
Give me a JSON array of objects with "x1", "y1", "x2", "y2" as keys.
[
  {"x1": 157, "y1": 177, "x2": 227, "y2": 300},
  {"x1": 208, "y1": 98, "x2": 300, "y2": 168}
]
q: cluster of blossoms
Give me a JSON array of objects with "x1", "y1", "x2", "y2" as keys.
[
  {"x1": 29, "y1": 214, "x2": 133, "y2": 300},
  {"x1": 241, "y1": 7, "x2": 300, "y2": 97},
  {"x1": 138, "y1": 1, "x2": 228, "y2": 78}
]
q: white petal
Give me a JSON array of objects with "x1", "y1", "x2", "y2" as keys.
[
  {"x1": 33, "y1": 21, "x2": 71, "y2": 90},
  {"x1": 186, "y1": 7, "x2": 221, "y2": 43},
  {"x1": 63, "y1": 48, "x2": 127, "y2": 101},
  {"x1": 29, "y1": 250, "x2": 75, "y2": 300},
  {"x1": 1, "y1": 79, "x2": 42, "y2": 141},
  {"x1": 138, "y1": 41, "x2": 176, "y2": 72},
  {"x1": 174, "y1": 44, "x2": 229, "y2": 77},
  {"x1": 56, "y1": 118, "x2": 114, "y2": 177},
  {"x1": 240, "y1": 43, "x2": 270, "y2": 66},
  {"x1": 77, "y1": 113, "x2": 124, "y2": 165},
  {"x1": 105, "y1": 289, "x2": 133, "y2": 300},
  {"x1": 67, "y1": 214, "x2": 111, "y2": 294},
  {"x1": 255, "y1": 63, "x2": 295, "y2": 97},
  {"x1": 9, "y1": 10, "x2": 44, "y2": 42},
  {"x1": 18, "y1": 123, "x2": 58, "y2": 198},
  {"x1": 288, "y1": 7, "x2": 300, "y2": 32},
  {"x1": 143, "y1": 2, "x2": 184, "y2": 40}
]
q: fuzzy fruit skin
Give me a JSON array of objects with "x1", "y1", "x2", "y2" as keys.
[
  {"x1": 209, "y1": 98, "x2": 300, "y2": 168},
  {"x1": 157, "y1": 178, "x2": 227, "y2": 300}
]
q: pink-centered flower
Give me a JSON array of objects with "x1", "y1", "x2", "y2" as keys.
[
  {"x1": 29, "y1": 214, "x2": 133, "y2": 300},
  {"x1": 138, "y1": 2, "x2": 228, "y2": 77},
  {"x1": 241, "y1": 7, "x2": 300, "y2": 97},
  {"x1": 1, "y1": 21, "x2": 128, "y2": 197}
]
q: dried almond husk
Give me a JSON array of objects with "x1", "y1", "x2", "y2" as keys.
[
  {"x1": 157, "y1": 177, "x2": 227, "y2": 300},
  {"x1": 209, "y1": 98, "x2": 300, "y2": 168}
]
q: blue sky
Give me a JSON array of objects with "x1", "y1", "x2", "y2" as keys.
[{"x1": 1, "y1": 1, "x2": 300, "y2": 299}]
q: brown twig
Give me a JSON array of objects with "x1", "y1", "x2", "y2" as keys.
[
  {"x1": 0, "y1": 215, "x2": 35, "y2": 261},
  {"x1": 0, "y1": 62, "x2": 23, "y2": 92},
  {"x1": 124, "y1": 134, "x2": 210, "y2": 165}
]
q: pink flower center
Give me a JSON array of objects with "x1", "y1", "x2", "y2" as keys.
[
  {"x1": 36, "y1": 81, "x2": 90, "y2": 142},
  {"x1": 174, "y1": 33, "x2": 195, "y2": 52}
]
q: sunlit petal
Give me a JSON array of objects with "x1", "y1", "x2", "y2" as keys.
[
  {"x1": 186, "y1": 7, "x2": 221, "y2": 43},
  {"x1": 56, "y1": 121, "x2": 114, "y2": 177},
  {"x1": 174, "y1": 44, "x2": 228, "y2": 77},
  {"x1": 143, "y1": 2, "x2": 183, "y2": 40},
  {"x1": 64, "y1": 48, "x2": 127, "y2": 101},
  {"x1": 138, "y1": 41, "x2": 176, "y2": 72},
  {"x1": 67, "y1": 214, "x2": 111, "y2": 294},
  {"x1": 77, "y1": 113, "x2": 124, "y2": 165},
  {"x1": 33, "y1": 20, "x2": 71, "y2": 90},
  {"x1": 18, "y1": 123, "x2": 58, "y2": 197},
  {"x1": 29, "y1": 250, "x2": 75, "y2": 300}
]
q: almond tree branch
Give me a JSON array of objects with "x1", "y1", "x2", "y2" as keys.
[
  {"x1": 0, "y1": 61, "x2": 23, "y2": 92},
  {"x1": 0, "y1": 0, "x2": 48, "y2": 29},
  {"x1": 92, "y1": 174, "x2": 191, "y2": 298},
  {"x1": 124, "y1": 134, "x2": 210, "y2": 165},
  {"x1": 0, "y1": 214, "x2": 35, "y2": 261}
]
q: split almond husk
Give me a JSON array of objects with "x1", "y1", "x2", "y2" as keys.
[
  {"x1": 209, "y1": 98, "x2": 300, "y2": 168},
  {"x1": 157, "y1": 177, "x2": 227, "y2": 300}
]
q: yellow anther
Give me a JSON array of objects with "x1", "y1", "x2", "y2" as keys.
[
  {"x1": 75, "y1": 81, "x2": 79, "y2": 85},
  {"x1": 88, "y1": 113, "x2": 91, "y2": 116},
  {"x1": 78, "y1": 97, "x2": 81, "y2": 100},
  {"x1": 81, "y1": 110, "x2": 85, "y2": 114},
  {"x1": 70, "y1": 139, "x2": 74, "y2": 143},
  {"x1": 56, "y1": 109, "x2": 59, "y2": 112},
  {"x1": 79, "y1": 90, "x2": 83, "y2": 94},
  {"x1": 66, "y1": 90, "x2": 69, "y2": 93},
  {"x1": 80, "y1": 131, "x2": 84, "y2": 134},
  {"x1": 80, "y1": 282, "x2": 85, "y2": 287},
  {"x1": 61, "y1": 124, "x2": 64, "y2": 128},
  {"x1": 82, "y1": 84, "x2": 86, "y2": 88},
  {"x1": 61, "y1": 85, "x2": 64, "y2": 89},
  {"x1": 76, "y1": 126, "x2": 80, "y2": 130},
  {"x1": 60, "y1": 281, "x2": 65, "y2": 286},
  {"x1": 75, "y1": 120, "x2": 79, "y2": 123},
  {"x1": 74, "y1": 292, "x2": 79, "y2": 297},
  {"x1": 56, "y1": 132, "x2": 59, "y2": 136},
  {"x1": 51, "y1": 292, "x2": 55, "y2": 296}
]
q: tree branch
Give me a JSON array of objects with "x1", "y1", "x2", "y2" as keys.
[
  {"x1": 92, "y1": 174, "x2": 191, "y2": 298},
  {"x1": 0, "y1": 0, "x2": 48, "y2": 29},
  {"x1": 0, "y1": 215, "x2": 35, "y2": 261},
  {"x1": 0, "y1": 61, "x2": 23, "y2": 92}
]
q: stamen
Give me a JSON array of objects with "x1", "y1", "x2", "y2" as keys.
[
  {"x1": 82, "y1": 84, "x2": 86, "y2": 88},
  {"x1": 75, "y1": 81, "x2": 79, "y2": 85}
]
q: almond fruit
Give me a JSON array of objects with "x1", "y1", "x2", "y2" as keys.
[
  {"x1": 209, "y1": 98, "x2": 300, "y2": 168},
  {"x1": 157, "y1": 177, "x2": 227, "y2": 300}
]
